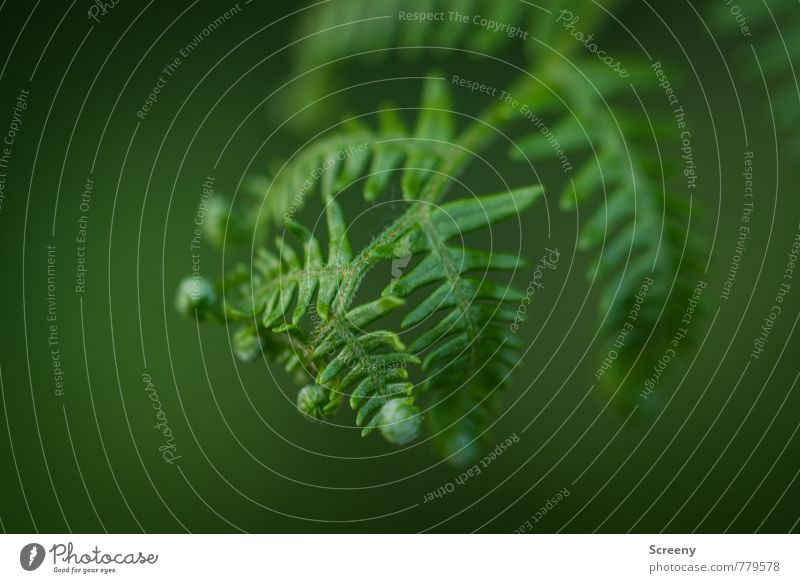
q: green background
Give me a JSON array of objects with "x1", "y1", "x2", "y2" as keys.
[{"x1": 0, "y1": 0, "x2": 799, "y2": 533}]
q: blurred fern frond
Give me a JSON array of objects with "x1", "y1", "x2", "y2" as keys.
[
  {"x1": 205, "y1": 74, "x2": 458, "y2": 247},
  {"x1": 512, "y1": 57, "x2": 707, "y2": 406},
  {"x1": 279, "y1": 0, "x2": 616, "y2": 128},
  {"x1": 710, "y1": 0, "x2": 800, "y2": 154}
]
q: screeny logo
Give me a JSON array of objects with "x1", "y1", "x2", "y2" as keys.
[{"x1": 20, "y1": 543, "x2": 46, "y2": 571}]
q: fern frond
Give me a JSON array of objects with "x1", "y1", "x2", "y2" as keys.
[
  {"x1": 710, "y1": 1, "x2": 800, "y2": 154},
  {"x1": 514, "y1": 58, "x2": 706, "y2": 406},
  {"x1": 384, "y1": 186, "x2": 541, "y2": 458},
  {"x1": 180, "y1": 0, "x2": 708, "y2": 453},
  {"x1": 254, "y1": 197, "x2": 424, "y2": 432},
  {"x1": 179, "y1": 185, "x2": 539, "y2": 448},
  {"x1": 177, "y1": 77, "x2": 542, "y2": 448},
  {"x1": 194, "y1": 194, "x2": 423, "y2": 441}
]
